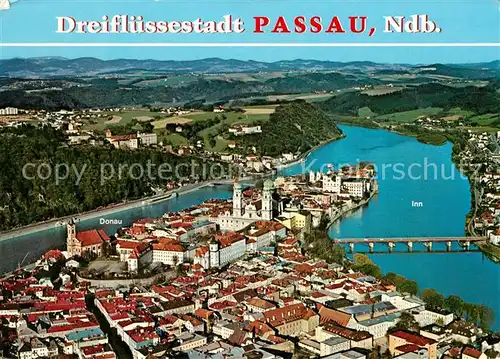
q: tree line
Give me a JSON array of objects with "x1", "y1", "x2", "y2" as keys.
[{"x1": 0, "y1": 125, "x2": 226, "y2": 231}]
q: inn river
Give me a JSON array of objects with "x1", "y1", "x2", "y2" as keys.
[{"x1": 0, "y1": 125, "x2": 498, "y2": 329}]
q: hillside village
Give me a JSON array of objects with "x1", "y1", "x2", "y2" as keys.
[{"x1": 0, "y1": 106, "x2": 306, "y2": 174}]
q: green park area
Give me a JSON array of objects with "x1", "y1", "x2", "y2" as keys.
[{"x1": 375, "y1": 107, "x2": 444, "y2": 123}]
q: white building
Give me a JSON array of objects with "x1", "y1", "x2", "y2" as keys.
[
  {"x1": 194, "y1": 232, "x2": 247, "y2": 269},
  {"x1": 415, "y1": 309, "x2": 454, "y2": 327},
  {"x1": 0, "y1": 107, "x2": 18, "y2": 115},
  {"x1": 213, "y1": 179, "x2": 274, "y2": 231},
  {"x1": 488, "y1": 229, "x2": 500, "y2": 245},
  {"x1": 320, "y1": 337, "x2": 351, "y2": 356},
  {"x1": 323, "y1": 173, "x2": 342, "y2": 193},
  {"x1": 138, "y1": 132, "x2": 158, "y2": 146},
  {"x1": 151, "y1": 243, "x2": 185, "y2": 266}
]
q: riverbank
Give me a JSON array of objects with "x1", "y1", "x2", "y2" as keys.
[
  {"x1": 0, "y1": 177, "x2": 251, "y2": 242},
  {"x1": 276, "y1": 133, "x2": 346, "y2": 171},
  {"x1": 475, "y1": 241, "x2": 500, "y2": 263},
  {"x1": 338, "y1": 119, "x2": 500, "y2": 260},
  {"x1": 327, "y1": 190, "x2": 377, "y2": 230}
]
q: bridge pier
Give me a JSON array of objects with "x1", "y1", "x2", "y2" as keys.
[
  {"x1": 388, "y1": 242, "x2": 395, "y2": 252},
  {"x1": 465, "y1": 241, "x2": 470, "y2": 250},
  {"x1": 424, "y1": 242, "x2": 433, "y2": 251},
  {"x1": 446, "y1": 241, "x2": 452, "y2": 251},
  {"x1": 368, "y1": 242, "x2": 374, "y2": 253},
  {"x1": 407, "y1": 241, "x2": 413, "y2": 252},
  {"x1": 349, "y1": 243, "x2": 355, "y2": 253}
]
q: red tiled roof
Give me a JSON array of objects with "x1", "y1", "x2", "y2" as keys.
[
  {"x1": 317, "y1": 304, "x2": 352, "y2": 327},
  {"x1": 109, "y1": 134, "x2": 137, "y2": 141},
  {"x1": 43, "y1": 249, "x2": 64, "y2": 261},
  {"x1": 76, "y1": 230, "x2": 110, "y2": 247},
  {"x1": 391, "y1": 330, "x2": 436, "y2": 346},
  {"x1": 116, "y1": 240, "x2": 140, "y2": 250},
  {"x1": 194, "y1": 308, "x2": 214, "y2": 320},
  {"x1": 395, "y1": 344, "x2": 422, "y2": 353},
  {"x1": 263, "y1": 303, "x2": 315, "y2": 327},
  {"x1": 248, "y1": 320, "x2": 274, "y2": 336},
  {"x1": 463, "y1": 347, "x2": 483, "y2": 358},
  {"x1": 194, "y1": 246, "x2": 209, "y2": 257},
  {"x1": 152, "y1": 243, "x2": 185, "y2": 252},
  {"x1": 246, "y1": 298, "x2": 275, "y2": 310}
]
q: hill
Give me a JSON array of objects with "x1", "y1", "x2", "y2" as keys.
[
  {"x1": 0, "y1": 57, "x2": 498, "y2": 78},
  {"x1": 318, "y1": 83, "x2": 499, "y2": 116},
  {"x1": 234, "y1": 101, "x2": 342, "y2": 157},
  {"x1": 0, "y1": 125, "x2": 225, "y2": 231}
]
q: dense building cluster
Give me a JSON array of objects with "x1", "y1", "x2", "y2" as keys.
[
  {"x1": 0, "y1": 239, "x2": 497, "y2": 358},
  {"x1": 457, "y1": 131, "x2": 500, "y2": 245},
  {"x1": 0, "y1": 172, "x2": 496, "y2": 358}
]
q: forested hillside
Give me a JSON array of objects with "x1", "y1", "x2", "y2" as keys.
[
  {"x1": 0, "y1": 73, "x2": 374, "y2": 110},
  {"x1": 318, "y1": 83, "x2": 499, "y2": 116},
  {"x1": 0, "y1": 126, "x2": 224, "y2": 231},
  {"x1": 235, "y1": 101, "x2": 342, "y2": 157}
]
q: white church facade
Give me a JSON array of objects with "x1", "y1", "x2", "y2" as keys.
[{"x1": 212, "y1": 179, "x2": 274, "y2": 232}]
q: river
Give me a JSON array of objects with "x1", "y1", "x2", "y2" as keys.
[
  {"x1": 0, "y1": 125, "x2": 498, "y2": 329},
  {"x1": 280, "y1": 125, "x2": 499, "y2": 330}
]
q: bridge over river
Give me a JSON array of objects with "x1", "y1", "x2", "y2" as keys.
[{"x1": 335, "y1": 237, "x2": 486, "y2": 252}]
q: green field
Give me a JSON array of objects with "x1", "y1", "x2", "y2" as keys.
[
  {"x1": 358, "y1": 107, "x2": 376, "y2": 118},
  {"x1": 458, "y1": 126, "x2": 500, "y2": 133},
  {"x1": 469, "y1": 113, "x2": 499, "y2": 126},
  {"x1": 196, "y1": 111, "x2": 270, "y2": 152},
  {"x1": 151, "y1": 108, "x2": 273, "y2": 152},
  {"x1": 361, "y1": 87, "x2": 404, "y2": 96},
  {"x1": 375, "y1": 107, "x2": 443, "y2": 123},
  {"x1": 81, "y1": 110, "x2": 158, "y2": 131},
  {"x1": 160, "y1": 133, "x2": 189, "y2": 146},
  {"x1": 135, "y1": 75, "x2": 199, "y2": 87},
  {"x1": 266, "y1": 93, "x2": 334, "y2": 102}
]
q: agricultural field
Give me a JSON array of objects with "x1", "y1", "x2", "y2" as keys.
[
  {"x1": 158, "y1": 132, "x2": 189, "y2": 146},
  {"x1": 266, "y1": 93, "x2": 334, "y2": 102},
  {"x1": 361, "y1": 86, "x2": 404, "y2": 96},
  {"x1": 358, "y1": 107, "x2": 376, "y2": 118},
  {"x1": 439, "y1": 107, "x2": 475, "y2": 122},
  {"x1": 375, "y1": 107, "x2": 443, "y2": 123},
  {"x1": 152, "y1": 112, "x2": 206, "y2": 130},
  {"x1": 152, "y1": 106, "x2": 275, "y2": 152},
  {"x1": 81, "y1": 110, "x2": 159, "y2": 131},
  {"x1": 468, "y1": 113, "x2": 499, "y2": 126},
  {"x1": 457, "y1": 126, "x2": 500, "y2": 133},
  {"x1": 134, "y1": 75, "x2": 200, "y2": 87}
]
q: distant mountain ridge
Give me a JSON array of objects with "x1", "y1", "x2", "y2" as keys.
[{"x1": 0, "y1": 57, "x2": 498, "y2": 78}]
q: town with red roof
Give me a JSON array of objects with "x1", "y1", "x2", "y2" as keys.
[{"x1": 0, "y1": 174, "x2": 496, "y2": 359}]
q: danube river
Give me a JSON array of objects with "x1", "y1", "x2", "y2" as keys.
[{"x1": 0, "y1": 125, "x2": 498, "y2": 328}]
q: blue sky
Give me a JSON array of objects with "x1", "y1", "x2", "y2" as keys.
[{"x1": 0, "y1": 0, "x2": 498, "y2": 63}]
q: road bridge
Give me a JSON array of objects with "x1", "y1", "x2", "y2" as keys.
[{"x1": 335, "y1": 237, "x2": 486, "y2": 252}]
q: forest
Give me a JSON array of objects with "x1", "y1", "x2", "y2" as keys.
[
  {"x1": 0, "y1": 126, "x2": 225, "y2": 231},
  {"x1": 233, "y1": 101, "x2": 343, "y2": 157},
  {"x1": 318, "y1": 83, "x2": 499, "y2": 116}
]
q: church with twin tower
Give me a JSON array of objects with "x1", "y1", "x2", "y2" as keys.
[{"x1": 212, "y1": 178, "x2": 274, "y2": 231}]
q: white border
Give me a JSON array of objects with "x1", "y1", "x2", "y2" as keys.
[{"x1": 0, "y1": 42, "x2": 499, "y2": 47}]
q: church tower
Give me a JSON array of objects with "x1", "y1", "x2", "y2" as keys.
[
  {"x1": 233, "y1": 178, "x2": 243, "y2": 217},
  {"x1": 209, "y1": 241, "x2": 220, "y2": 268},
  {"x1": 262, "y1": 179, "x2": 274, "y2": 221},
  {"x1": 66, "y1": 219, "x2": 77, "y2": 256}
]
